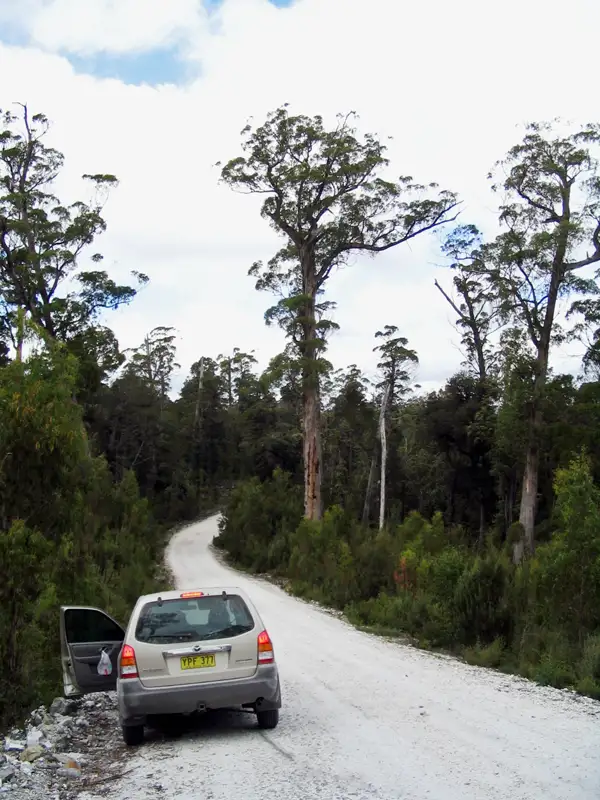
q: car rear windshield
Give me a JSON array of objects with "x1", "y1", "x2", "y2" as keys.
[{"x1": 134, "y1": 594, "x2": 255, "y2": 644}]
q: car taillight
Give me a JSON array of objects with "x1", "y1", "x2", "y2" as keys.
[
  {"x1": 120, "y1": 644, "x2": 139, "y2": 679},
  {"x1": 257, "y1": 630, "x2": 274, "y2": 664}
]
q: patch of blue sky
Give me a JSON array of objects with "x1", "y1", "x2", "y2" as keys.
[
  {"x1": 0, "y1": 23, "x2": 191, "y2": 88},
  {"x1": 67, "y1": 47, "x2": 189, "y2": 87},
  {"x1": 0, "y1": 26, "x2": 29, "y2": 48},
  {"x1": 205, "y1": 0, "x2": 295, "y2": 7}
]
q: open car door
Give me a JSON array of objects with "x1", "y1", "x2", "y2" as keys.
[{"x1": 60, "y1": 606, "x2": 125, "y2": 697}]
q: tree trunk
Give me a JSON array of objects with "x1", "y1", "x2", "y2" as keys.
[
  {"x1": 15, "y1": 339, "x2": 22, "y2": 362},
  {"x1": 516, "y1": 338, "x2": 553, "y2": 561},
  {"x1": 446, "y1": 463, "x2": 457, "y2": 526},
  {"x1": 434, "y1": 279, "x2": 488, "y2": 382},
  {"x1": 15, "y1": 308, "x2": 24, "y2": 363},
  {"x1": 363, "y1": 384, "x2": 390, "y2": 526},
  {"x1": 379, "y1": 383, "x2": 391, "y2": 530},
  {"x1": 193, "y1": 359, "x2": 204, "y2": 433},
  {"x1": 226, "y1": 359, "x2": 233, "y2": 406},
  {"x1": 300, "y1": 252, "x2": 323, "y2": 521},
  {"x1": 193, "y1": 359, "x2": 205, "y2": 494},
  {"x1": 362, "y1": 451, "x2": 377, "y2": 525},
  {"x1": 303, "y1": 383, "x2": 322, "y2": 520},
  {"x1": 516, "y1": 409, "x2": 541, "y2": 561},
  {"x1": 501, "y1": 472, "x2": 516, "y2": 536},
  {"x1": 515, "y1": 210, "x2": 569, "y2": 560},
  {"x1": 477, "y1": 495, "x2": 486, "y2": 549}
]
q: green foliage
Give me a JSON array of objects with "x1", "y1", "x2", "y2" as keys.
[
  {"x1": 579, "y1": 633, "x2": 600, "y2": 681},
  {"x1": 124, "y1": 326, "x2": 180, "y2": 404},
  {"x1": 215, "y1": 469, "x2": 303, "y2": 573},
  {"x1": 464, "y1": 638, "x2": 506, "y2": 669},
  {"x1": 438, "y1": 225, "x2": 503, "y2": 381},
  {"x1": 0, "y1": 106, "x2": 145, "y2": 349},
  {"x1": 0, "y1": 342, "x2": 86, "y2": 538},
  {"x1": 453, "y1": 554, "x2": 511, "y2": 645},
  {"x1": 0, "y1": 342, "x2": 167, "y2": 727},
  {"x1": 373, "y1": 324, "x2": 418, "y2": 401},
  {"x1": 575, "y1": 632, "x2": 600, "y2": 698},
  {"x1": 220, "y1": 105, "x2": 459, "y2": 301}
]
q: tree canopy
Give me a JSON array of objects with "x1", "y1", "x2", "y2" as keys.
[{"x1": 220, "y1": 105, "x2": 459, "y2": 520}]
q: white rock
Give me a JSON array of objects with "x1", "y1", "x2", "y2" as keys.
[
  {"x1": 3, "y1": 741, "x2": 24, "y2": 753},
  {"x1": 49, "y1": 698, "x2": 69, "y2": 717},
  {"x1": 0, "y1": 763, "x2": 17, "y2": 784},
  {"x1": 25, "y1": 730, "x2": 43, "y2": 748}
]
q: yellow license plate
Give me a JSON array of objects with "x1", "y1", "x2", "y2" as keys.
[{"x1": 180, "y1": 654, "x2": 216, "y2": 670}]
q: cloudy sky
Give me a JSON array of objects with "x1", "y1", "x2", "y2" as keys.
[{"x1": 0, "y1": 0, "x2": 597, "y2": 393}]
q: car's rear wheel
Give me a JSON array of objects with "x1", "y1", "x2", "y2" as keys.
[
  {"x1": 256, "y1": 709, "x2": 279, "y2": 730},
  {"x1": 122, "y1": 724, "x2": 144, "y2": 746}
]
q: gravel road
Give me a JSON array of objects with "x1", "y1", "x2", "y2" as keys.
[{"x1": 81, "y1": 515, "x2": 600, "y2": 800}]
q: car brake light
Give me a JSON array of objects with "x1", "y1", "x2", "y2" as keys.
[
  {"x1": 180, "y1": 591, "x2": 205, "y2": 598},
  {"x1": 257, "y1": 630, "x2": 274, "y2": 664},
  {"x1": 120, "y1": 644, "x2": 139, "y2": 679}
]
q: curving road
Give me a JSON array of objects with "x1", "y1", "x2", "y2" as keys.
[{"x1": 84, "y1": 515, "x2": 600, "y2": 800}]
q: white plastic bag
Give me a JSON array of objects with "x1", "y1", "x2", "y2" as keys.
[
  {"x1": 97, "y1": 649, "x2": 112, "y2": 676},
  {"x1": 26, "y1": 728, "x2": 43, "y2": 748}
]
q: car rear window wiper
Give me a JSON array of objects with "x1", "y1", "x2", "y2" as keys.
[
  {"x1": 203, "y1": 624, "x2": 253, "y2": 640},
  {"x1": 145, "y1": 631, "x2": 194, "y2": 641}
]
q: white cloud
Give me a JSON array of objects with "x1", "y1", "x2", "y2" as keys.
[
  {"x1": 0, "y1": 0, "x2": 598, "y2": 392},
  {"x1": 8, "y1": 0, "x2": 208, "y2": 54}
]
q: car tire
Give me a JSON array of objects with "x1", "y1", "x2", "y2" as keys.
[
  {"x1": 122, "y1": 724, "x2": 144, "y2": 746},
  {"x1": 256, "y1": 709, "x2": 279, "y2": 730}
]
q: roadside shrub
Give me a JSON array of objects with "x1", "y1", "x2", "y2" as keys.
[
  {"x1": 419, "y1": 599, "x2": 458, "y2": 647},
  {"x1": 464, "y1": 638, "x2": 505, "y2": 669},
  {"x1": 534, "y1": 653, "x2": 576, "y2": 689},
  {"x1": 288, "y1": 505, "x2": 358, "y2": 606},
  {"x1": 416, "y1": 546, "x2": 469, "y2": 608},
  {"x1": 215, "y1": 469, "x2": 302, "y2": 572},
  {"x1": 579, "y1": 632, "x2": 600, "y2": 681},
  {"x1": 353, "y1": 528, "x2": 397, "y2": 599},
  {"x1": 347, "y1": 592, "x2": 423, "y2": 636},
  {"x1": 419, "y1": 511, "x2": 447, "y2": 555},
  {"x1": 575, "y1": 676, "x2": 600, "y2": 699},
  {"x1": 516, "y1": 625, "x2": 575, "y2": 680},
  {"x1": 454, "y1": 553, "x2": 511, "y2": 646}
]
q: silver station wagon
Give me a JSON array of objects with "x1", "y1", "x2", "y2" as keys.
[{"x1": 59, "y1": 586, "x2": 282, "y2": 745}]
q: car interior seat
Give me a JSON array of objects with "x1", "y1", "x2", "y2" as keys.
[{"x1": 207, "y1": 604, "x2": 231, "y2": 632}]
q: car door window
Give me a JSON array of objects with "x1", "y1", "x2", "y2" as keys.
[{"x1": 65, "y1": 608, "x2": 124, "y2": 644}]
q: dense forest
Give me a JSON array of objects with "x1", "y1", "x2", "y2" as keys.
[{"x1": 2, "y1": 105, "x2": 600, "y2": 728}]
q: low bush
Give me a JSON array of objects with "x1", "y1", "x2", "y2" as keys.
[{"x1": 464, "y1": 637, "x2": 505, "y2": 669}]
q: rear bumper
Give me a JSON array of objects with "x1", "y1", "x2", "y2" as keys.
[{"x1": 117, "y1": 664, "x2": 281, "y2": 726}]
